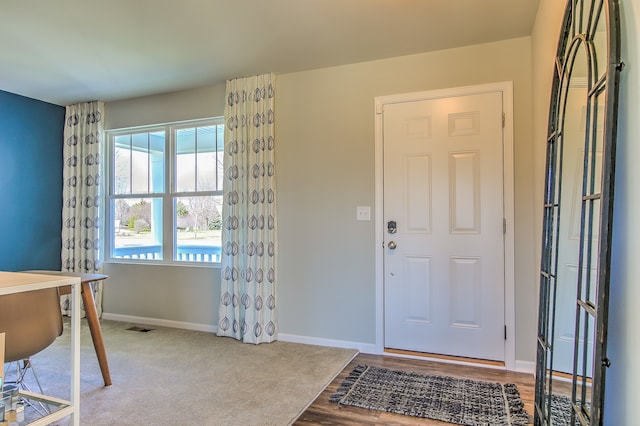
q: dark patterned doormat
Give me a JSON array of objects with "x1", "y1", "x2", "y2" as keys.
[
  {"x1": 548, "y1": 394, "x2": 590, "y2": 426},
  {"x1": 330, "y1": 365, "x2": 530, "y2": 425},
  {"x1": 549, "y1": 394, "x2": 572, "y2": 425}
]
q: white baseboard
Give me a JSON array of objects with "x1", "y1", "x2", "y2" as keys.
[
  {"x1": 280, "y1": 336, "x2": 537, "y2": 375},
  {"x1": 101, "y1": 312, "x2": 538, "y2": 376},
  {"x1": 278, "y1": 333, "x2": 375, "y2": 354},
  {"x1": 101, "y1": 313, "x2": 217, "y2": 333},
  {"x1": 515, "y1": 360, "x2": 536, "y2": 375},
  {"x1": 103, "y1": 313, "x2": 375, "y2": 352}
]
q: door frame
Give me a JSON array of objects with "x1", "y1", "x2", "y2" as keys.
[{"x1": 374, "y1": 81, "x2": 516, "y2": 370}]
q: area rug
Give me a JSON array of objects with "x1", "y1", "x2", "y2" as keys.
[
  {"x1": 549, "y1": 394, "x2": 572, "y2": 425},
  {"x1": 549, "y1": 393, "x2": 592, "y2": 426},
  {"x1": 329, "y1": 365, "x2": 530, "y2": 426}
]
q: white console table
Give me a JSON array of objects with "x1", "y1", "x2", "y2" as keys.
[{"x1": 0, "y1": 271, "x2": 81, "y2": 426}]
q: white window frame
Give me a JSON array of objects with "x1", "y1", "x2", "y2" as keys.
[{"x1": 105, "y1": 117, "x2": 224, "y2": 266}]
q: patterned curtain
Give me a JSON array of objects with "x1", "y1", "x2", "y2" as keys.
[
  {"x1": 60, "y1": 101, "x2": 104, "y2": 317},
  {"x1": 217, "y1": 74, "x2": 277, "y2": 344}
]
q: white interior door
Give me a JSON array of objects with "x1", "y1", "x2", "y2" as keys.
[{"x1": 383, "y1": 90, "x2": 506, "y2": 361}]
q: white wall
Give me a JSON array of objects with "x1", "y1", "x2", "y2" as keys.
[
  {"x1": 102, "y1": 37, "x2": 537, "y2": 363},
  {"x1": 276, "y1": 37, "x2": 535, "y2": 360},
  {"x1": 532, "y1": 0, "x2": 640, "y2": 423},
  {"x1": 105, "y1": 84, "x2": 226, "y2": 129},
  {"x1": 531, "y1": 0, "x2": 565, "y2": 285},
  {"x1": 605, "y1": 0, "x2": 640, "y2": 424}
]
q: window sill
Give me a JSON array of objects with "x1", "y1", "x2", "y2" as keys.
[{"x1": 102, "y1": 259, "x2": 221, "y2": 269}]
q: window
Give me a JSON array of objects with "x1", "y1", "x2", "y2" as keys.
[{"x1": 107, "y1": 118, "x2": 224, "y2": 264}]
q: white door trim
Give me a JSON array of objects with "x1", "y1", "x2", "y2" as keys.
[{"x1": 374, "y1": 81, "x2": 516, "y2": 371}]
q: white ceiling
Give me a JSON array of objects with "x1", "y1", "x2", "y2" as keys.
[{"x1": 1, "y1": 0, "x2": 540, "y2": 106}]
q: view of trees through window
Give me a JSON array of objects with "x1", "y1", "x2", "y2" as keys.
[{"x1": 107, "y1": 119, "x2": 224, "y2": 263}]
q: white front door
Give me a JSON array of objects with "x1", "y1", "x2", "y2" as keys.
[{"x1": 382, "y1": 90, "x2": 506, "y2": 361}]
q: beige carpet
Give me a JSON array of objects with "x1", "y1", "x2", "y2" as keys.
[{"x1": 16, "y1": 319, "x2": 358, "y2": 425}]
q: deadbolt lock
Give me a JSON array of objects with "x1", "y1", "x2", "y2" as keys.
[{"x1": 387, "y1": 220, "x2": 397, "y2": 234}]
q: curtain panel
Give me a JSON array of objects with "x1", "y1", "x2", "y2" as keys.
[
  {"x1": 60, "y1": 101, "x2": 104, "y2": 317},
  {"x1": 218, "y1": 73, "x2": 277, "y2": 344}
]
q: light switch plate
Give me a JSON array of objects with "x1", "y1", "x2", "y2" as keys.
[{"x1": 356, "y1": 206, "x2": 371, "y2": 221}]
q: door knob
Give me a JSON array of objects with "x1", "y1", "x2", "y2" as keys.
[{"x1": 388, "y1": 241, "x2": 397, "y2": 250}]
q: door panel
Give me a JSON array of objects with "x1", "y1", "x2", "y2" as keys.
[
  {"x1": 404, "y1": 256, "x2": 432, "y2": 323},
  {"x1": 405, "y1": 155, "x2": 432, "y2": 232},
  {"x1": 449, "y1": 151, "x2": 480, "y2": 232},
  {"x1": 450, "y1": 256, "x2": 481, "y2": 328}
]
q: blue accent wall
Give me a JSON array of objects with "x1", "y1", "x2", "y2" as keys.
[{"x1": 0, "y1": 90, "x2": 65, "y2": 271}]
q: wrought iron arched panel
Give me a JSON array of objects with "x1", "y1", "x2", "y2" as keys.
[{"x1": 535, "y1": 0, "x2": 622, "y2": 424}]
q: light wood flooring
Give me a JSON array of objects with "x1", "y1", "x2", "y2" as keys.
[{"x1": 295, "y1": 353, "x2": 535, "y2": 425}]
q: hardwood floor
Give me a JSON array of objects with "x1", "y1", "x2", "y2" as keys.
[{"x1": 295, "y1": 353, "x2": 535, "y2": 425}]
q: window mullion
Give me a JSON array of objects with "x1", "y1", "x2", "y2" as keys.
[
  {"x1": 195, "y1": 126, "x2": 199, "y2": 192},
  {"x1": 147, "y1": 132, "x2": 151, "y2": 193},
  {"x1": 128, "y1": 135, "x2": 133, "y2": 194},
  {"x1": 215, "y1": 125, "x2": 219, "y2": 191},
  {"x1": 164, "y1": 127, "x2": 174, "y2": 262}
]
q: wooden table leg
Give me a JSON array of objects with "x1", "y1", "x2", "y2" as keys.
[{"x1": 81, "y1": 281, "x2": 112, "y2": 386}]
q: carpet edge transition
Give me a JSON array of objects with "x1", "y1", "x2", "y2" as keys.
[{"x1": 289, "y1": 350, "x2": 360, "y2": 425}]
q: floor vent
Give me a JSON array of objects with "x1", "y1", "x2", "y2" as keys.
[{"x1": 126, "y1": 326, "x2": 154, "y2": 332}]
